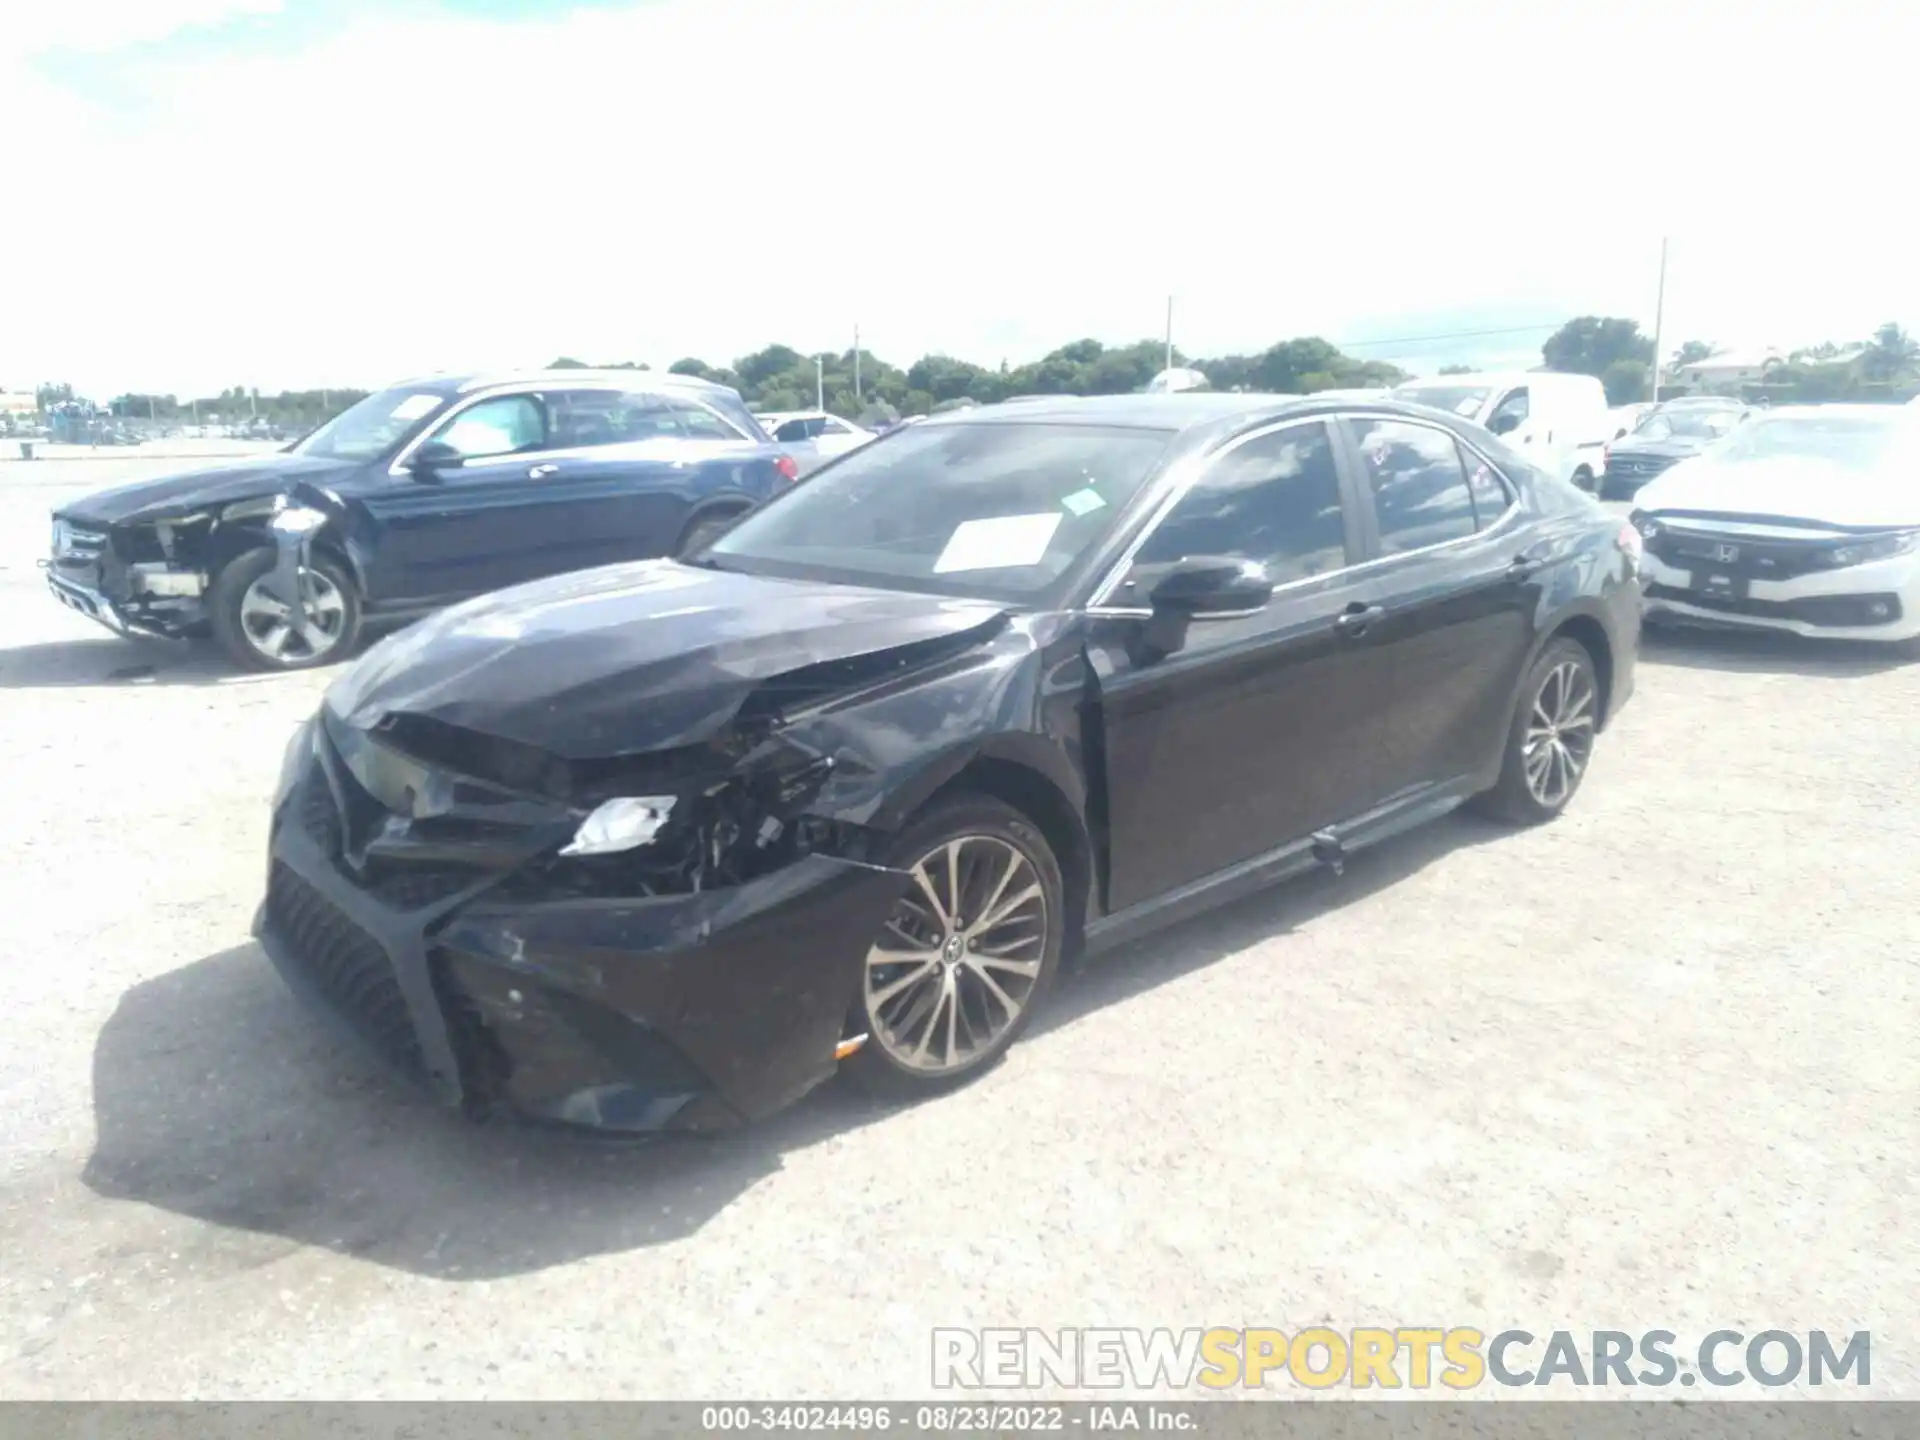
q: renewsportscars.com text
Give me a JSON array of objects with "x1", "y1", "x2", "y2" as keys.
[{"x1": 932, "y1": 1327, "x2": 1871, "y2": 1391}]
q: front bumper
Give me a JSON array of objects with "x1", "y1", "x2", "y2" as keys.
[
  {"x1": 1641, "y1": 549, "x2": 1920, "y2": 642},
  {"x1": 47, "y1": 542, "x2": 209, "y2": 639},
  {"x1": 255, "y1": 745, "x2": 910, "y2": 1133}
]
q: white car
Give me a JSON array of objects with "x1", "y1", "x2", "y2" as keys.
[
  {"x1": 1393, "y1": 371, "x2": 1612, "y2": 493},
  {"x1": 755, "y1": 410, "x2": 874, "y2": 474},
  {"x1": 1633, "y1": 404, "x2": 1920, "y2": 643}
]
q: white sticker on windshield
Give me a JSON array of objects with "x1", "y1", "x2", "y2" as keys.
[
  {"x1": 1060, "y1": 487, "x2": 1106, "y2": 517},
  {"x1": 933, "y1": 513, "x2": 1063, "y2": 573},
  {"x1": 390, "y1": 394, "x2": 443, "y2": 421},
  {"x1": 1455, "y1": 397, "x2": 1481, "y2": 416}
]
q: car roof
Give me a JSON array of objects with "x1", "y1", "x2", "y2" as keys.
[
  {"x1": 916, "y1": 390, "x2": 1453, "y2": 435},
  {"x1": 1747, "y1": 404, "x2": 1906, "y2": 422},
  {"x1": 386, "y1": 369, "x2": 740, "y2": 397}
]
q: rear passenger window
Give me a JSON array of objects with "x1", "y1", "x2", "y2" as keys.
[
  {"x1": 667, "y1": 398, "x2": 742, "y2": 440},
  {"x1": 1464, "y1": 450, "x2": 1513, "y2": 530},
  {"x1": 1350, "y1": 418, "x2": 1478, "y2": 554},
  {"x1": 1130, "y1": 421, "x2": 1347, "y2": 587}
]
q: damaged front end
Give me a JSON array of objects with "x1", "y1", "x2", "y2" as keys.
[
  {"x1": 47, "y1": 489, "x2": 336, "y2": 640},
  {"x1": 253, "y1": 649, "x2": 1012, "y2": 1132}
]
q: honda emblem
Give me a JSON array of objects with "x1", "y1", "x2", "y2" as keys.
[{"x1": 1714, "y1": 543, "x2": 1739, "y2": 562}]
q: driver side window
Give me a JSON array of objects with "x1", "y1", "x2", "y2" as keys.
[
  {"x1": 1487, "y1": 388, "x2": 1530, "y2": 436},
  {"x1": 431, "y1": 394, "x2": 547, "y2": 459},
  {"x1": 1119, "y1": 421, "x2": 1348, "y2": 602}
]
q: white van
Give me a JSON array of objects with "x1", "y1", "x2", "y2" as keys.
[{"x1": 1392, "y1": 371, "x2": 1612, "y2": 491}]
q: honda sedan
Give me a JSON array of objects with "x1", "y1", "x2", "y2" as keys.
[{"x1": 258, "y1": 393, "x2": 1641, "y2": 1132}]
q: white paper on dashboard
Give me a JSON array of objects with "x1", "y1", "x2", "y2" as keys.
[
  {"x1": 390, "y1": 393, "x2": 444, "y2": 420},
  {"x1": 932, "y1": 513, "x2": 1063, "y2": 573}
]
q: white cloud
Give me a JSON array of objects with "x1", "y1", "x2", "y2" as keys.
[
  {"x1": 2, "y1": 0, "x2": 282, "y2": 57},
  {"x1": 6, "y1": 0, "x2": 1917, "y2": 398}
]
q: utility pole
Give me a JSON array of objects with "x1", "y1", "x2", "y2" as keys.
[
  {"x1": 815, "y1": 356, "x2": 825, "y2": 412},
  {"x1": 1649, "y1": 237, "x2": 1669, "y2": 403},
  {"x1": 1165, "y1": 295, "x2": 1175, "y2": 373},
  {"x1": 853, "y1": 324, "x2": 862, "y2": 405}
]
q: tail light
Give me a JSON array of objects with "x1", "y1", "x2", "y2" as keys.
[{"x1": 774, "y1": 454, "x2": 799, "y2": 483}]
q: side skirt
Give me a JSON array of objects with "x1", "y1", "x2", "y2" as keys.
[{"x1": 1081, "y1": 775, "x2": 1483, "y2": 957}]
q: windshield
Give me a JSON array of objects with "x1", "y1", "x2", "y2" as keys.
[
  {"x1": 1632, "y1": 408, "x2": 1742, "y2": 442},
  {"x1": 1714, "y1": 413, "x2": 1910, "y2": 470},
  {"x1": 293, "y1": 387, "x2": 448, "y2": 461},
  {"x1": 704, "y1": 421, "x2": 1173, "y2": 601},
  {"x1": 1394, "y1": 385, "x2": 1492, "y2": 419}
]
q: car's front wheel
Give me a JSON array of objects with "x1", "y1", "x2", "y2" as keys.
[
  {"x1": 1474, "y1": 636, "x2": 1601, "y2": 825},
  {"x1": 208, "y1": 547, "x2": 361, "y2": 672},
  {"x1": 842, "y1": 794, "x2": 1065, "y2": 1100}
]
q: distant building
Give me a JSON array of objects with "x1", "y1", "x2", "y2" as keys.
[
  {"x1": 0, "y1": 392, "x2": 36, "y2": 416},
  {"x1": 1664, "y1": 348, "x2": 1784, "y2": 395}
]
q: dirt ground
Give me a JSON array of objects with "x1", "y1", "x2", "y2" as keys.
[{"x1": 1, "y1": 454, "x2": 1915, "y2": 1400}]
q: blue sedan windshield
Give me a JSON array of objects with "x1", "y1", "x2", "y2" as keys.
[{"x1": 293, "y1": 388, "x2": 448, "y2": 461}]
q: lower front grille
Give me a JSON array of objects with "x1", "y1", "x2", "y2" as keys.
[
  {"x1": 1645, "y1": 583, "x2": 1903, "y2": 628},
  {"x1": 266, "y1": 862, "x2": 425, "y2": 1079}
]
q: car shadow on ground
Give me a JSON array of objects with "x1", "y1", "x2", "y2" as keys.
[
  {"x1": 0, "y1": 636, "x2": 246, "y2": 688},
  {"x1": 84, "y1": 812, "x2": 1500, "y2": 1282},
  {"x1": 1639, "y1": 621, "x2": 1912, "y2": 678}
]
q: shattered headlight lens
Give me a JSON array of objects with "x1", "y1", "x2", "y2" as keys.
[
  {"x1": 274, "y1": 716, "x2": 317, "y2": 809},
  {"x1": 560, "y1": 796, "x2": 678, "y2": 857},
  {"x1": 269, "y1": 504, "x2": 328, "y2": 537}
]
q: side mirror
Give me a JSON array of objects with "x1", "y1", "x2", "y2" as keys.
[
  {"x1": 1148, "y1": 555, "x2": 1275, "y2": 619},
  {"x1": 1487, "y1": 412, "x2": 1521, "y2": 437},
  {"x1": 408, "y1": 439, "x2": 460, "y2": 477}
]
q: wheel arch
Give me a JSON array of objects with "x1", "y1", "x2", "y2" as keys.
[
  {"x1": 1539, "y1": 609, "x2": 1616, "y2": 729},
  {"x1": 905, "y1": 747, "x2": 1096, "y2": 964}
]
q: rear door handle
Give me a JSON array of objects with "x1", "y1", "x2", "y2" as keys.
[
  {"x1": 1508, "y1": 550, "x2": 1550, "y2": 580},
  {"x1": 527, "y1": 463, "x2": 559, "y2": 479},
  {"x1": 1334, "y1": 603, "x2": 1385, "y2": 638}
]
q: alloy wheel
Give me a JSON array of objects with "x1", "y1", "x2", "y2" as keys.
[
  {"x1": 240, "y1": 568, "x2": 347, "y2": 664},
  {"x1": 863, "y1": 835, "x2": 1048, "y2": 1075},
  {"x1": 1523, "y1": 657, "x2": 1596, "y2": 807}
]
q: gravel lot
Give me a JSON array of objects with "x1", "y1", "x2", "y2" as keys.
[{"x1": 1, "y1": 454, "x2": 1915, "y2": 1400}]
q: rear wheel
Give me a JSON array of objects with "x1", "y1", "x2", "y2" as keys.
[
  {"x1": 841, "y1": 795, "x2": 1065, "y2": 1100},
  {"x1": 676, "y1": 506, "x2": 749, "y2": 558},
  {"x1": 1473, "y1": 637, "x2": 1601, "y2": 825},
  {"x1": 208, "y1": 547, "x2": 361, "y2": 672}
]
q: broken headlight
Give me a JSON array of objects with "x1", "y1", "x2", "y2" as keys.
[{"x1": 560, "y1": 796, "x2": 678, "y2": 857}]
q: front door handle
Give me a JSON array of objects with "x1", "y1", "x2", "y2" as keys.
[
  {"x1": 527, "y1": 463, "x2": 559, "y2": 479},
  {"x1": 1333, "y1": 603, "x2": 1385, "y2": 638}
]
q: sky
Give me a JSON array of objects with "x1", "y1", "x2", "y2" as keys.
[{"x1": 4, "y1": 0, "x2": 1915, "y2": 399}]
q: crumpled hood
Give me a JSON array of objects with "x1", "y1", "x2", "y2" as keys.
[
  {"x1": 1637, "y1": 457, "x2": 1920, "y2": 530},
  {"x1": 54, "y1": 453, "x2": 360, "y2": 526},
  {"x1": 325, "y1": 560, "x2": 1010, "y2": 759}
]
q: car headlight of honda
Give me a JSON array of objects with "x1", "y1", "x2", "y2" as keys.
[{"x1": 1821, "y1": 531, "x2": 1920, "y2": 568}]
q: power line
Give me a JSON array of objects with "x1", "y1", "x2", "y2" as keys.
[{"x1": 1333, "y1": 322, "x2": 1563, "y2": 351}]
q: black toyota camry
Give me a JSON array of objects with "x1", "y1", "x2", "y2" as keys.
[{"x1": 259, "y1": 393, "x2": 1641, "y2": 1133}]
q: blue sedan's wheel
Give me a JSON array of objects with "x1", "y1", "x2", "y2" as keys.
[{"x1": 208, "y1": 548, "x2": 361, "y2": 672}]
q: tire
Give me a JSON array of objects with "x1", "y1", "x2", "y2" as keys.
[
  {"x1": 675, "y1": 506, "x2": 749, "y2": 559},
  {"x1": 1472, "y1": 636, "x2": 1601, "y2": 826},
  {"x1": 208, "y1": 547, "x2": 362, "y2": 672},
  {"x1": 841, "y1": 793, "x2": 1066, "y2": 1101}
]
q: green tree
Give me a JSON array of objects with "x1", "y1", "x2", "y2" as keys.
[
  {"x1": 1862, "y1": 322, "x2": 1919, "y2": 382},
  {"x1": 35, "y1": 381, "x2": 74, "y2": 411},
  {"x1": 547, "y1": 357, "x2": 590, "y2": 369},
  {"x1": 1671, "y1": 340, "x2": 1715, "y2": 368},
  {"x1": 1541, "y1": 317, "x2": 1654, "y2": 377},
  {"x1": 1601, "y1": 359, "x2": 1649, "y2": 406},
  {"x1": 1438, "y1": 364, "x2": 1476, "y2": 376}
]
